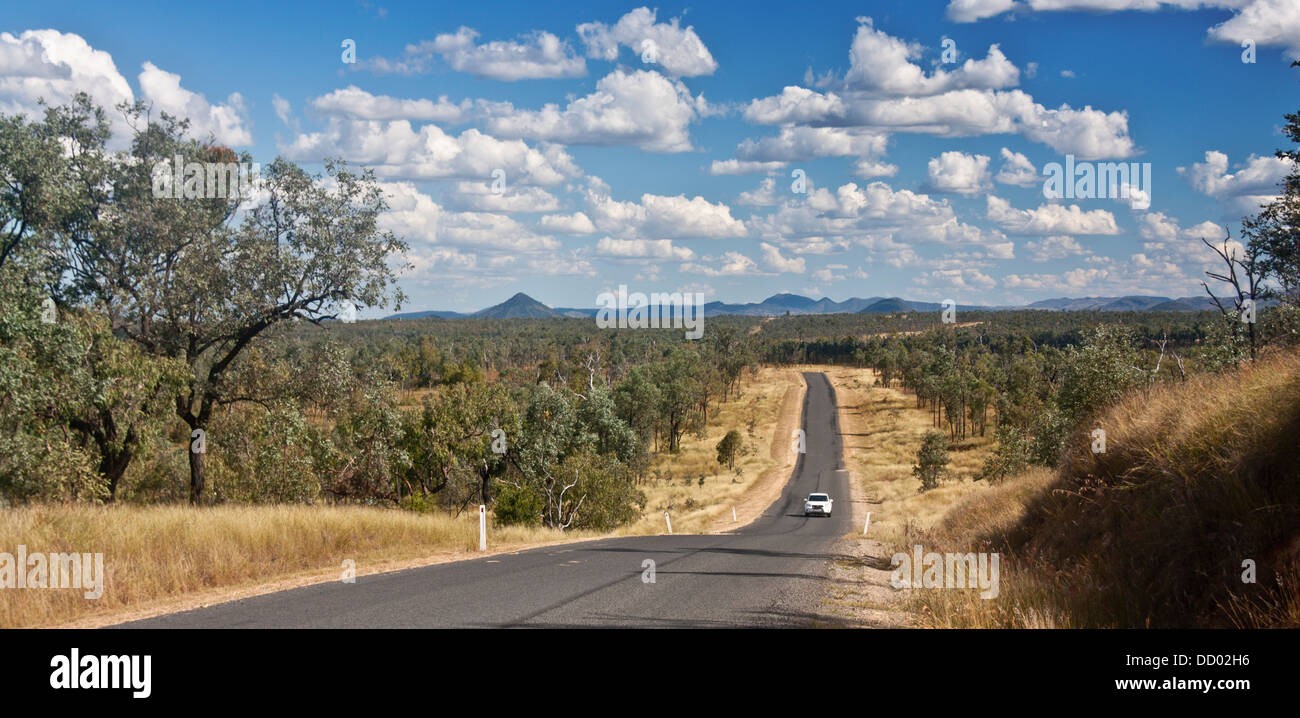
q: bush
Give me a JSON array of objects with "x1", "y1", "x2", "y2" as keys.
[
  {"x1": 913, "y1": 430, "x2": 950, "y2": 492},
  {"x1": 559, "y1": 452, "x2": 646, "y2": 531},
  {"x1": 716, "y1": 429, "x2": 743, "y2": 469},
  {"x1": 1261, "y1": 302, "x2": 1300, "y2": 349},
  {"x1": 1029, "y1": 405, "x2": 1072, "y2": 467},
  {"x1": 322, "y1": 381, "x2": 410, "y2": 502},
  {"x1": 493, "y1": 484, "x2": 544, "y2": 526},
  {"x1": 398, "y1": 491, "x2": 439, "y2": 514},
  {"x1": 208, "y1": 406, "x2": 324, "y2": 504},
  {"x1": 1057, "y1": 325, "x2": 1145, "y2": 425},
  {"x1": 978, "y1": 424, "x2": 1032, "y2": 483}
]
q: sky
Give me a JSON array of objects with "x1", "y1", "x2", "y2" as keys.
[{"x1": 2, "y1": 0, "x2": 1298, "y2": 314}]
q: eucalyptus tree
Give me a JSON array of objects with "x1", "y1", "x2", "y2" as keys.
[
  {"x1": 403, "y1": 379, "x2": 517, "y2": 508},
  {"x1": 1, "y1": 100, "x2": 188, "y2": 502},
  {"x1": 656, "y1": 348, "x2": 705, "y2": 452},
  {"x1": 614, "y1": 365, "x2": 662, "y2": 455},
  {"x1": 52, "y1": 97, "x2": 408, "y2": 503},
  {"x1": 499, "y1": 382, "x2": 644, "y2": 530},
  {"x1": 0, "y1": 109, "x2": 73, "y2": 272},
  {"x1": 0, "y1": 270, "x2": 100, "y2": 501}
]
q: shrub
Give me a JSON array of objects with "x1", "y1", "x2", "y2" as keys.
[
  {"x1": 208, "y1": 406, "x2": 324, "y2": 504},
  {"x1": 492, "y1": 484, "x2": 544, "y2": 526},
  {"x1": 978, "y1": 424, "x2": 1031, "y2": 483},
  {"x1": 912, "y1": 430, "x2": 950, "y2": 492},
  {"x1": 716, "y1": 429, "x2": 743, "y2": 469}
]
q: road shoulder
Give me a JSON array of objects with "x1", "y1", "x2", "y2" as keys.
[{"x1": 812, "y1": 367, "x2": 911, "y2": 628}]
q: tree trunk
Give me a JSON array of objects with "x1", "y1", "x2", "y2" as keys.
[
  {"x1": 72, "y1": 411, "x2": 136, "y2": 502},
  {"x1": 100, "y1": 442, "x2": 133, "y2": 502},
  {"x1": 188, "y1": 437, "x2": 206, "y2": 504}
]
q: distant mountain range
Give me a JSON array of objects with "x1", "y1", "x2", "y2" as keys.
[
  {"x1": 385, "y1": 291, "x2": 1225, "y2": 320},
  {"x1": 1020, "y1": 295, "x2": 1218, "y2": 312}
]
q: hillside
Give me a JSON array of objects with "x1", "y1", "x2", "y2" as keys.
[
  {"x1": 908, "y1": 351, "x2": 1300, "y2": 628},
  {"x1": 472, "y1": 292, "x2": 561, "y2": 319},
  {"x1": 859, "y1": 297, "x2": 915, "y2": 314},
  {"x1": 386, "y1": 309, "x2": 467, "y2": 320}
]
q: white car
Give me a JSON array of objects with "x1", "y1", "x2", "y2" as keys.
[{"x1": 803, "y1": 493, "x2": 833, "y2": 517}]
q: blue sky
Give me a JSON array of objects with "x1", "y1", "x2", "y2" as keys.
[{"x1": 3, "y1": 0, "x2": 1298, "y2": 313}]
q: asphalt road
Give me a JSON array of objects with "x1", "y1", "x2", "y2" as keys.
[{"x1": 118, "y1": 371, "x2": 851, "y2": 628}]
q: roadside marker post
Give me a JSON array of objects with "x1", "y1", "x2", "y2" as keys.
[
  {"x1": 665, "y1": 511, "x2": 672, "y2": 535},
  {"x1": 732, "y1": 506, "x2": 737, "y2": 523},
  {"x1": 479, "y1": 505, "x2": 487, "y2": 551},
  {"x1": 863, "y1": 511, "x2": 871, "y2": 535}
]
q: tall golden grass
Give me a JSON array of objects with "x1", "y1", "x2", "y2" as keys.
[
  {"x1": 0, "y1": 504, "x2": 593, "y2": 628},
  {"x1": 902, "y1": 350, "x2": 1300, "y2": 628}
]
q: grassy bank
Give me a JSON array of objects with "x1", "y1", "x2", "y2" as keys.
[{"x1": 900, "y1": 351, "x2": 1300, "y2": 628}]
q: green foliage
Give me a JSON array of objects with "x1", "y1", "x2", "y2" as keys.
[
  {"x1": 399, "y1": 378, "x2": 514, "y2": 510},
  {"x1": 556, "y1": 451, "x2": 645, "y2": 531},
  {"x1": 716, "y1": 429, "x2": 743, "y2": 470},
  {"x1": 655, "y1": 348, "x2": 707, "y2": 452},
  {"x1": 397, "y1": 491, "x2": 440, "y2": 514},
  {"x1": 1196, "y1": 313, "x2": 1250, "y2": 371},
  {"x1": 209, "y1": 406, "x2": 324, "y2": 504},
  {"x1": 498, "y1": 382, "x2": 648, "y2": 530},
  {"x1": 492, "y1": 484, "x2": 544, "y2": 526},
  {"x1": 0, "y1": 271, "x2": 100, "y2": 502},
  {"x1": 1260, "y1": 303, "x2": 1300, "y2": 348},
  {"x1": 1057, "y1": 325, "x2": 1146, "y2": 426},
  {"x1": 0, "y1": 267, "x2": 184, "y2": 503},
  {"x1": 576, "y1": 385, "x2": 639, "y2": 463},
  {"x1": 324, "y1": 380, "x2": 410, "y2": 503},
  {"x1": 24, "y1": 95, "x2": 408, "y2": 503},
  {"x1": 913, "y1": 430, "x2": 950, "y2": 492},
  {"x1": 1028, "y1": 405, "x2": 1073, "y2": 468},
  {"x1": 978, "y1": 424, "x2": 1032, "y2": 483}
]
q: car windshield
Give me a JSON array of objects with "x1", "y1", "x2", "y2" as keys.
[{"x1": 809, "y1": 494, "x2": 828, "y2": 502}]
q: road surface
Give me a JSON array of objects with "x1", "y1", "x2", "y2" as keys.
[{"x1": 118, "y1": 372, "x2": 851, "y2": 628}]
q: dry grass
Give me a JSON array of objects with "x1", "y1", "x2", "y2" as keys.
[
  {"x1": 619, "y1": 365, "x2": 803, "y2": 535},
  {"x1": 0, "y1": 503, "x2": 596, "y2": 628},
  {"x1": 900, "y1": 350, "x2": 1300, "y2": 628},
  {"x1": 822, "y1": 366, "x2": 996, "y2": 539},
  {"x1": 816, "y1": 366, "x2": 997, "y2": 626}
]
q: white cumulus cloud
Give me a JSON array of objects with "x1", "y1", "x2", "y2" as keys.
[{"x1": 577, "y1": 7, "x2": 718, "y2": 77}]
